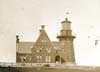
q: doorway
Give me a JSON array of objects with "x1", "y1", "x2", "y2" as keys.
[{"x1": 55, "y1": 55, "x2": 60, "y2": 63}]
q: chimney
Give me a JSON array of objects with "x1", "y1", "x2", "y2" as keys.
[
  {"x1": 40, "y1": 25, "x2": 45, "y2": 33},
  {"x1": 16, "y1": 35, "x2": 19, "y2": 43}
]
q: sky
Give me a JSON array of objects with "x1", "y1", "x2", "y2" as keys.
[{"x1": 0, "y1": 0, "x2": 100, "y2": 66}]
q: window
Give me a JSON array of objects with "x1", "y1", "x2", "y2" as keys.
[
  {"x1": 46, "y1": 48, "x2": 51, "y2": 53},
  {"x1": 36, "y1": 56, "x2": 42, "y2": 62},
  {"x1": 36, "y1": 49, "x2": 39, "y2": 52},
  {"x1": 36, "y1": 47, "x2": 42, "y2": 52},
  {"x1": 23, "y1": 56, "x2": 26, "y2": 61},
  {"x1": 46, "y1": 56, "x2": 51, "y2": 62},
  {"x1": 20, "y1": 56, "x2": 26, "y2": 62},
  {"x1": 41, "y1": 39, "x2": 46, "y2": 42},
  {"x1": 61, "y1": 41, "x2": 65, "y2": 45},
  {"x1": 30, "y1": 56, "x2": 32, "y2": 61}
]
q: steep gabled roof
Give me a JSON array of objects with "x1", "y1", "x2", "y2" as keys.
[
  {"x1": 32, "y1": 28, "x2": 55, "y2": 52},
  {"x1": 17, "y1": 41, "x2": 61, "y2": 53},
  {"x1": 17, "y1": 26, "x2": 61, "y2": 53},
  {"x1": 18, "y1": 42, "x2": 34, "y2": 53}
]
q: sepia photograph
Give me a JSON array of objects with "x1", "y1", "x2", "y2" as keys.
[{"x1": 0, "y1": 0, "x2": 100, "y2": 72}]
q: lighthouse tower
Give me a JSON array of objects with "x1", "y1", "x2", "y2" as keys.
[{"x1": 57, "y1": 18, "x2": 76, "y2": 64}]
